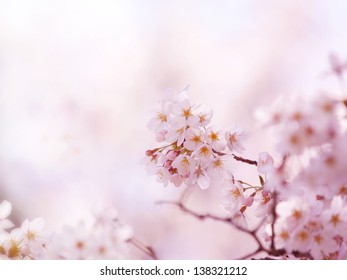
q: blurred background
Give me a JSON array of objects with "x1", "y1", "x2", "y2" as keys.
[{"x1": 0, "y1": 0, "x2": 346, "y2": 259}]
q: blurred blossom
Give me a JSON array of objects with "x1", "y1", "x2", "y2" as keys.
[{"x1": 257, "y1": 152, "x2": 274, "y2": 174}]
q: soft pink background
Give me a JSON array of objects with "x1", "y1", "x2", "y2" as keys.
[{"x1": 0, "y1": 0, "x2": 346, "y2": 259}]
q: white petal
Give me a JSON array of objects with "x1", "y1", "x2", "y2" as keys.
[
  {"x1": 331, "y1": 196, "x2": 343, "y2": 211},
  {"x1": 0, "y1": 219, "x2": 14, "y2": 230},
  {"x1": 0, "y1": 201, "x2": 12, "y2": 220},
  {"x1": 29, "y1": 217, "x2": 45, "y2": 232},
  {"x1": 117, "y1": 225, "x2": 133, "y2": 241},
  {"x1": 197, "y1": 174, "x2": 210, "y2": 190}
]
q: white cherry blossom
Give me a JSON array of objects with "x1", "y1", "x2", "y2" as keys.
[
  {"x1": 225, "y1": 127, "x2": 247, "y2": 153},
  {"x1": 322, "y1": 196, "x2": 347, "y2": 235},
  {"x1": 0, "y1": 201, "x2": 13, "y2": 232},
  {"x1": 206, "y1": 126, "x2": 225, "y2": 152},
  {"x1": 257, "y1": 152, "x2": 274, "y2": 174},
  {"x1": 171, "y1": 154, "x2": 195, "y2": 177}
]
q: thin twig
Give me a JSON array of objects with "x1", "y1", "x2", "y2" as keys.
[
  {"x1": 270, "y1": 192, "x2": 278, "y2": 251},
  {"x1": 240, "y1": 247, "x2": 264, "y2": 260},
  {"x1": 156, "y1": 200, "x2": 269, "y2": 259},
  {"x1": 156, "y1": 199, "x2": 314, "y2": 259},
  {"x1": 212, "y1": 150, "x2": 258, "y2": 167},
  {"x1": 128, "y1": 237, "x2": 158, "y2": 260},
  {"x1": 232, "y1": 154, "x2": 258, "y2": 166}
]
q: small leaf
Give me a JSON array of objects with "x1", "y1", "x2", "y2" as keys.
[
  {"x1": 259, "y1": 175, "x2": 265, "y2": 187},
  {"x1": 240, "y1": 205, "x2": 247, "y2": 213}
]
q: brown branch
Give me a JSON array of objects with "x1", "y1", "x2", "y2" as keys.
[
  {"x1": 156, "y1": 200, "x2": 269, "y2": 259},
  {"x1": 270, "y1": 192, "x2": 278, "y2": 251},
  {"x1": 157, "y1": 199, "x2": 314, "y2": 260},
  {"x1": 240, "y1": 247, "x2": 264, "y2": 260},
  {"x1": 232, "y1": 154, "x2": 258, "y2": 166},
  {"x1": 212, "y1": 150, "x2": 258, "y2": 167},
  {"x1": 128, "y1": 237, "x2": 158, "y2": 260},
  {"x1": 157, "y1": 200, "x2": 232, "y2": 224},
  {"x1": 292, "y1": 251, "x2": 313, "y2": 260}
]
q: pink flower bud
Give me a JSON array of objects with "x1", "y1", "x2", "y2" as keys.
[{"x1": 244, "y1": 196, "x2": 254, "y2": 207}]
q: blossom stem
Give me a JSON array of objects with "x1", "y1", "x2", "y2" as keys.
[
  {"x1": 237, "y1": 180, "x2": 261, "y2": 190},
  {"x1": 128, "y1": 238, "x2": 158, "y2": 260},
  {"x1": 156, "y1": 200, "x2": 269, "y2": 259},
  {"x1": 270, "y1": 192, "x2": 278, "y2": 251}
]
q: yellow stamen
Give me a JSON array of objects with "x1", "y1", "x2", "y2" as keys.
[
  {"x1": 181, "y1": 157, "x2": 190, "y2": 168},
  {"x1": 199, "y1": 146, "x2": 209, "y2": 157},
  {"x1": 213, "y1": 159, "x2": 223, "y2": 169},
  {"x1": 8, "y1": 241, "x2": 21, "y2": 258},
  {"x1": 292, "y1": 209, "x2": 302, "y2": 220},
  {"x1": 229, "y1": 133, "x2": 237, "y2": 143},
  {"x1": 280, "y1": 230, "x2": 289, "y2": 241},
  {"x1": 209, "y1": 132, "x2": 219, "y2": 141},
  {"x1": 192, "y1": 135, "x2": 201, "y2": 143},
  {"x1": 157, "y1": 112, "x2": 167, "y2": 122},
  {"x1": 231, "y1": 188, "x2": 241, "y2": 198},
  {"x1": 325, "y1": 156, "x2": 336, "y2": 167},
  {"x1": 27, "y1": 231, "x2": 36, "y2": 241},
  {"x1": 289, "y1": 134, "x2": 300, "y2": 146},
  {"x1": 297, "y1": 230, "x2": 309, "y2": 241},
  {"x1": 339, "y1": 185, "x2": 347, "y2": 196},
  {"x1": 183, "y1": 108, "x2": 192, "y2": 119},
  {"x1": 314, "y1": 235, "x2": 322, "y2": 244},
  {"x1": 76, "y1": 241, "x2": 85, "y2": 250},
  {"x1": 330, "y1": 214, "x2": 340, "y2": 227}
]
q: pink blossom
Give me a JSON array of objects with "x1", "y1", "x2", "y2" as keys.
[
  {"x1": 257, "y1": 152, "x2": 274, "y2": 174},
  {"x1": 225, "y1": 127, "x2": 247, "y2": 153}
]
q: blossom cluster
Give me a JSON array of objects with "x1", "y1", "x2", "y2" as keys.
[
  {"x1": 146, "y1": 85, "x2": 347, "y2": 259},
  {"x1": 260, "y1": 94, "x2": 347, "y2": 259},
  {"x1": 0, "y1": 200, "x2": 133, "y2": 259},
  {"x1": 146, "y1": 88, "x2": 247, "y2": 190},
  {"x1": 47, "y1": 206, "x2": 133, "y2": 260},
  {"x1": 146, "y1": 88, "x2": 276, "y2": 226},
  {"x1": 0, "y1": 200, "x2": 46, "y2": 259}
]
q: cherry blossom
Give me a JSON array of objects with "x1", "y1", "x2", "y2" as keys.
[
  {"x1": 257, "y1": 152, "x2": 274, "y2": 174},
  {"x1": 0, "y1": 201, "x2": 13, "y2": 233},
  {"x1": 225, "y1": 127, "x2": 247, "y2": 153},
  {"x1": 0, "y1": 204, "x2": 48, "y2": 260},
  {"x1": 46, "y1": 207, "x2": 133, "y2": 260},
  {"x1": 2, "y1": 55, "x2": 347, "y2": 260},
  {"x1": 222, "y1": 179, "x2": 246, "y2": 215},
  {"x1": 322, "y1": 196, "x2": 347, "y2": 235},
  {"x1": 0, "y1": 200, "x2": 134, "y2": 260},
  {"x1": 145, "y1": 88, "x2": 248, "y2": 190},
  {"x1": 206, "y1": 126, "x2": 225, "y2": 152},
  {"x1": 145, "y1": 75, "x2": 347, "y2": 259}
]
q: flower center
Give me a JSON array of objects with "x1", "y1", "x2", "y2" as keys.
[{"x1": 330, "y1": 214, "x2": 340, "y2": 227}]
